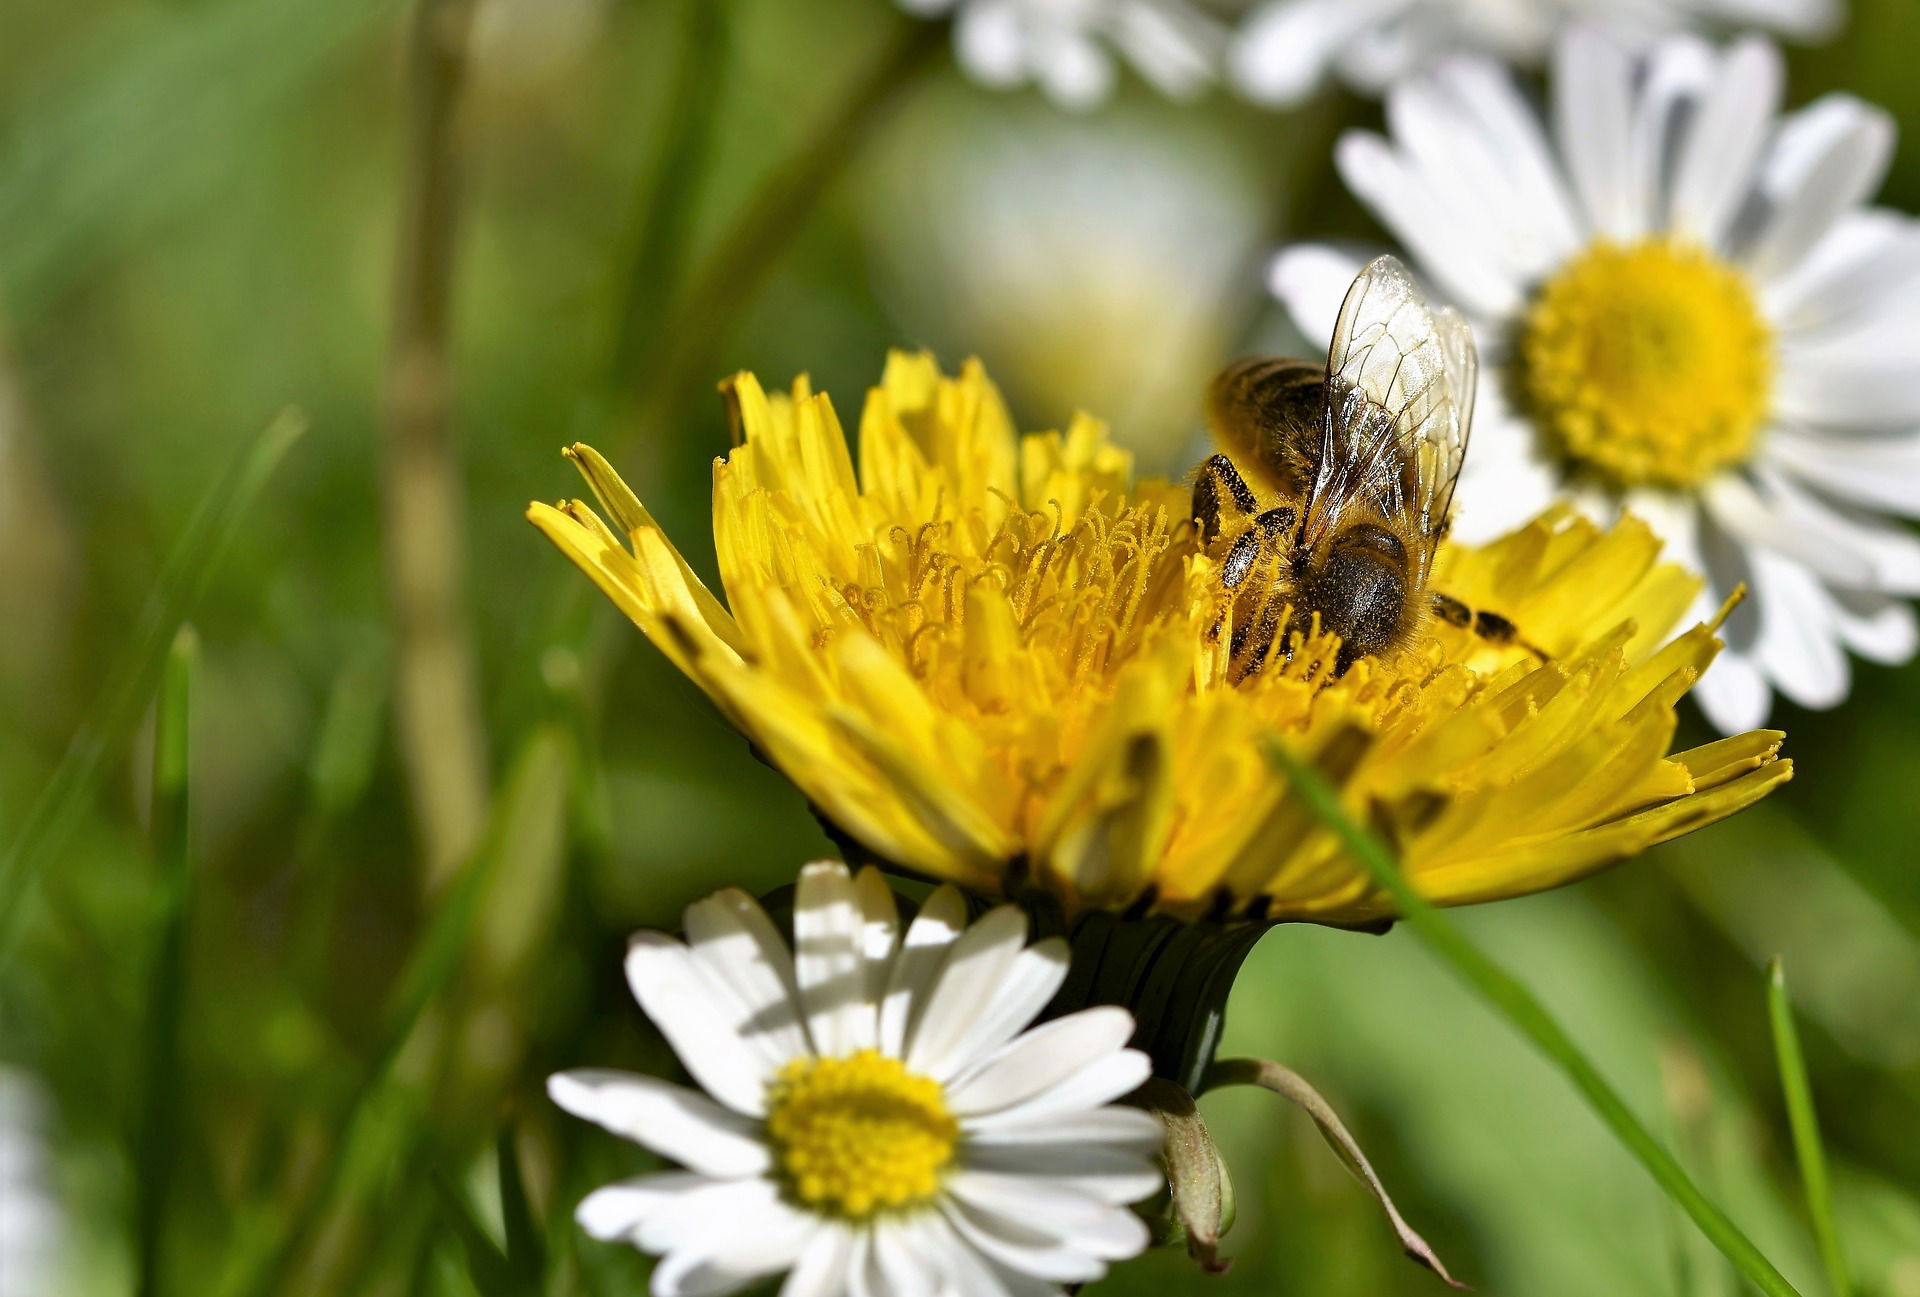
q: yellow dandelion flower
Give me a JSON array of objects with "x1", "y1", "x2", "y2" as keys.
[{"x1": 529, "y1": 352, "x2": 1788, "y2": 931}]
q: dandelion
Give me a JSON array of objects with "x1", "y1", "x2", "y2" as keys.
[
  {"x1": 1270, "y1": 27, "x2": 1920, "y2": 731},
  {"x1": 897, "y1": 0, "x2": 1224, "y2": 110},
  {"x1": 530, "y1": 351, "x2": 1785, "y2": 1025},
  {"x1": 550, "y1": 861, "x2": 1162, "y2": 1297},
  {"x1": 1231, "y1": 0, "x2": 1839, "y2": 107}
]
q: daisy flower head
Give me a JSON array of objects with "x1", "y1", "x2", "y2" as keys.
[
  {"x1": 529, "y1": 351, "x2": 1788, "y2": 955},
  {"x1": 1270, "y1": 26, "x2": 1920, "y2": 732},
  {"x1": 549, "y1": 861, "x2": 1162, "y2": 1297},
  {"x1": 1231, "y1": 0, "x2": 1840, "y2": 107},
  {"x1": 898, "y1": 0, "x2": 1224, "y2": 110}
]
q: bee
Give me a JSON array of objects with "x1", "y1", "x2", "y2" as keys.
[{"x1": 1193, "y1": 255, "x2": 1532, "y2": 678}]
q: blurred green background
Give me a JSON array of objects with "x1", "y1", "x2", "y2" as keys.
[{"x1": 2, "y1": 0, "x2": 1918, "y2": 1293}]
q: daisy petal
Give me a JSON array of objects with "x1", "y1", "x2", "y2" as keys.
[
  {"x1": 968, "y1": 1105, "x2": 1166, "y2": 1153},
  {"x1": 575, "y1": 1172, "x2": 710, "y2": 1242},
  {"x1": 1435, "y1": 55, "x2": 1581, "y2": 267},
  {"x1": 1702, "y1": 474, "x2": 1876, "y2": 589},
  {"x1": 877, "y1": 884, "x2": 968, "y2": 1059},
  {"x1": 947, "y1": 1170, "x2": 1156, "y2": 1252},
  {"x1": 1745, "y1": 95, "x2": 1896, "y2": 283},
  {"x1": 795, "y1": 861, "x2": 879, "y2": 1056},
  {"x1": 1766, "y1": 429, "x2": 1920, "y2": 518},
  {"x1": 1669, "y1": 37, "x2": 1781, "y2": 251},
  {"x1": 922, "y1": 940, "x2": 1070, "y2": 1081},
  {"x1": 947, "y1": 1006, "x2": 1138, "y2": 1115},
  {"x1": 1629, "y1": 33, "x2": 1716, "y2": 236},
  {"x1": 904, "y1": 906, "x2": 1031, "y2": 1080},
  {"x1": 1231, "y1": 0, "x2": 1369, "y2": 107},
  {"x1": 780, "y1": 1223, "x2": 858, "y2": 1297},
  {"x1": 647, "y1": 1180, "x2": 816, "y2": 1297},
  {"x1": 1831, "y1": 589, "x2": 1920, "y2": 664},
  {"x1": 1334, "y1": 130, "x2": 1522, "y2": 318},
  {"x1": 953, "y1": 1, "x2": 1025, "y2": 89},
  {"x1": 1034, "y1": 28, "x2": 1116, "y2": 110},
  {"x1": 1553, "y1": 23, "x2": 1636, "y2": 239},
  {"x1": 1774, "y1": 354, "x2": 1920, "y2": 430},
  {"x1": 1764, "y1": 209, "x2": 1920, "y2": 336},
  {"x1": 625, "y1": 934, "x2": 780, "y2": 1114},
  {"x1": 1753, "y1": 545, "x2": 1850, "y2": 710},
  {"x1": 939, "y1": 1198, "x2": 1108, "y2": 1283},
  {"x1": 683, "y1": 888, "x2": 810, "y2": 1067},
  {"x1": 963, "y1": 1140, "x2": 1165, "y2": 1206},
  {"x1": 1269, "y1": 243, "x2": 1373, "y2": 350},
  {"x1": 546, "y1": 1071, "x2": 770, "y2": 1177},
  {"x1": 1695, "y1": 646, "x2": 1773, "y2": 734}
]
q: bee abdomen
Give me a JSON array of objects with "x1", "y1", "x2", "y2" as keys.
[{"x1": 1206, "y1": 357, "x2": 1324, "y2": 497}]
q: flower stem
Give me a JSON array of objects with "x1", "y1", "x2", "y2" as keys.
[
  {"x1": 382, "y1": 0, "x2": 490, "y2": 889},
  {"x1": 1262, "y1": 736, "x2": 1808, "y2": 1297}
]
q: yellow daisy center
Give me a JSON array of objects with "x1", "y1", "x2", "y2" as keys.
[
  {"x1": 1520, "y1": 238, "x2": 1772, "y2": 489},
  {"x1": 764, "y1": 1050, "x2": 959, "y2": 1218}
]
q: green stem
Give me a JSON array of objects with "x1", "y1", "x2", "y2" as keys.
[
  {"x1": 1768, "y1": 959, "x2": 1850, "y2": 1297},
  {"x1": 134, "y1": 628, "x2": 198, "y2": 1297},
  {"x1": 1262, "y1": 737, "x2": 1807, "y2": 1297},
  {"x1": 0, "y1": 410, "x2": 303, "y2": 970},
  {"x1": 382, "y1": 0, "x2": 491, "y2": 889},
  {"x1": 606, "y1": 0, "x2": 733, "y2": 389},
  {"x1": 613, "y1": 14, "x2": 944, "y2": 454}
]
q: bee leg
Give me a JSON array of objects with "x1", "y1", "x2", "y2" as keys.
[
  {"x1": 1253, "y1": 504, "x2": 1297, "y2": 542},
  {"x1": 1472, "y1": 609, "x2": 1516, "y2": 643},
  {"x1": 1431, "y1": 595, "x2": 1553, "y2": 662},
  {"x1": 1220, "y1": 506, "x2": 1296, "y2": 590},
  {"x1": 1193, "y1": 453, "x2": 1258, "y2": 545},
  {"x1": 1429, "y1": 593, "x2": 1471, "y2": 628},
  {"x1": 1221, "y1": 530, "x2": 1262, "y2": 588}
]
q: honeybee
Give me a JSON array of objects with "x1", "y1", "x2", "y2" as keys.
[{"x1": 1194, "y1": 255, "x2": 1530, "y2": 678}]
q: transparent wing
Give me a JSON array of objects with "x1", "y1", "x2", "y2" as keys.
[{"x1": 1298, "y1": 256, "x2": 1475, "y2": 574}]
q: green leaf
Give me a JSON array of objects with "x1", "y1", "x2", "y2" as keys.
[
  {"x1": 495, "y1": 1126, "x2": 545, "y2": 1283},
  {"x1": 1206, "y1": 1056, "x2": 1462, "y2": 1288},
  {"x1": 1768, "y1": 959, "x2": 1851, "y2": 1297},
  {"x1": 1262, "y1": 737, "x2": 1808, "y2": 1297},
  {"x1": 133, "y1": 627, "x2": 199, "y2": 1297},
  {"x1": 0, "y1": 407, "x2": 304, "y2": 968},
  {"x1": 430, "y1": 1170, "x2": 521, "y2": 1297}
]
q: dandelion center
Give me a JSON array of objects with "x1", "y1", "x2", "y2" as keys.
[
  {"x1": 764, "y1": 1050, "x2": 959, "y2": 1218},
  {"x1": 1520, "y1": 238, "x2": 1771, "y2": 490}
]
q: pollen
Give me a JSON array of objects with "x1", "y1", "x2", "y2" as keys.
[
  {"x1": 764, "y1": 1050, "x2": 959, "y2": 1218},
  {"x1": 1520, "y1": 239, "x2": 1772, "y2": 490}
]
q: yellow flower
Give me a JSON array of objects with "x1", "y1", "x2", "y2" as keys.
[{"x1": 529, "y1": 352, "x2": 1789, "y2": 928}]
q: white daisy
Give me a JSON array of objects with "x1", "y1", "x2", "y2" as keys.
[
  {"x1": 549, "y1": 861, "x2": 1163, "y2": 1297},
  {"x1": 1269, "y1": 27, "x2": 1920, "y2": 732},
  {"x1": 1231, "y1": 0, "x2": 1840, "y2": 107},
  {"x1": 900, "y1": 0, "x2": 1224, "y2": 110}
]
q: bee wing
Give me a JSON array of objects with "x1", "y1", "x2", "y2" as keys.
[{"x1": 1300, "y1": 256, "x2": 1475, "y2": 575}]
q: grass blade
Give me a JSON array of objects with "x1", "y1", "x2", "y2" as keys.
[
  {"x1": 133, "y1": 627, "x2": 198, "y2": 1297},
  {"x1": 495, "y1": 1125, "x2": 545, "y2": 1282},
  {"x1": 1768, "y1": 958, "x2": 1851, "y2": 1297},
  {"x1": 1262, "y1": 737, "x2": 1807, "y2": 1297},
  {"x1": 0, "y1": 409, "x2": 305, "y2": 968}
]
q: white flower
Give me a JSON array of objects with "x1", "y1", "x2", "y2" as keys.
[
  {"x1": 549, "y1": 861, "x2": 1163, "y2": 1297},
  {"x1": 1231, "y1": 0, "x2": 1840, "y2": 107},
  {"x1": 0, "y1": 1067, "x2": 65, "y2": 1297},
  {"x1": 901, "y1": 0, "x2": 1224, "y2": 110},
  {"x1": 863, "y1": 108, "x2": 1264, "y2": 467},
  {"x1": 1269, "y1": 27, "x2": 1920, "y2": 732}
]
